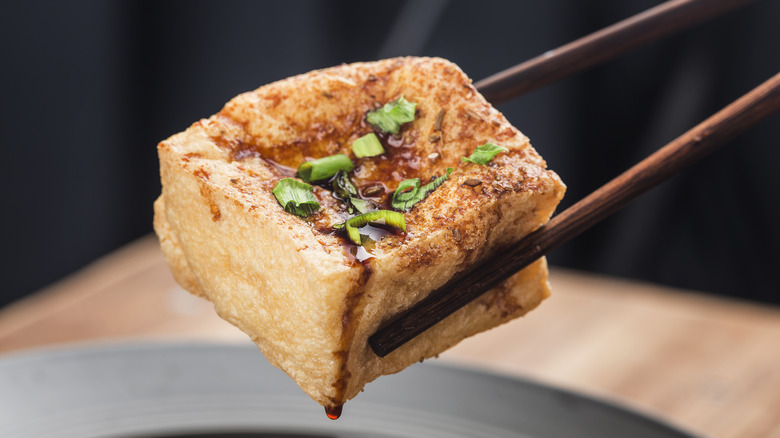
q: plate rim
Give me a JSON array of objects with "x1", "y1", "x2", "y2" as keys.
[{"x1": 0, "y1": 340, "x2": 699, "y2": 438}]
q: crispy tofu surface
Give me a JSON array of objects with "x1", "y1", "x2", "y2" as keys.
[{"x1": 153, "y1": 57, "x2": 565, "y2": 411}]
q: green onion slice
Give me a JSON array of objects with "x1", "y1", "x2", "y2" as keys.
[
  {"x1": 346, "y1": 224, "x2": 362, "y2": 245},
  {"x1": 352, "y1": 133, "x2": 385, "y2": 158},
  {"x1": 332, "y1": 170, "x2": 359, "y2": 199},
  {"x1": 349, "y1": 197, "x2": 373, "y2": 214},
  {"x1": 331, "y1": 171, "x2": 374, "y2": 214},
  {"x1": 366, "y1": 96, "x2": 417, "y2": 134},
  {"x1": 461, "y1": 142, "x2": 508, "y2": 165},
  {"x1": 297, "y1": 154, "x2": 354, "y2": 183},
  {"x1": 347, "y1": 210, "x2": 407, "y2": 244},
  {"x1": 391, "y1": 168, "x2": 453, "y2": 211},
  {"x1": 335, "y1": 210, "x2": 407, "y2": 245},
  {"x1": 272, "y1": 178, "x2": 321, "y2": 218}
]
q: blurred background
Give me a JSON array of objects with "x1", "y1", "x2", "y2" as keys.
[{"x1": 1, "y1": 0, "x2": 778, "y2": 309}]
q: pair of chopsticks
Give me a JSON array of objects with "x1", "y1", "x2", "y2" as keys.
[{"x1": 370, "y1": 0, "x2": 780, "y2": 357}]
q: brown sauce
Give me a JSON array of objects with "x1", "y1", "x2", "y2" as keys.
[
  {"x1": 354, "y1": 131, "x2": 420, "y2": 185},
  {"x1": 325, "y1": 404, "x2": 343, "y2": 420},
  {"x1": 218, "y1": 103, "x2": 425, "y2": 252}
]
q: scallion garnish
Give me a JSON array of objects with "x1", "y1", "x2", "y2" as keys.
[
  {"x1": 332, "y1": 170, "x2": 375, "y2": 214},
  {"x1": 336, "y1": 210, "x2": 407, "y2": 245},
  {"x1": 346, "y1": 223, "x2": 362, "y2": 245},
  {"x1": 349, "y1": 197, "x2": 372, "y2": 214},
  {"x1": 461, "y1": 142, "x2": 508, "y2": 165},
  {"x1": 332, "y1": 170, "x2": 359, "y2": 199},
  {"x1": 391, "y1": 168, "x2": 454, "y2": 211},
  {"x1": 366, "y1": 96, "x2": 417, "y2": 134},
  {"x1": 272, "y1": 178, "x2": 321, "y2": 218},
  {"x1": 352, "y1": 133, "x2": 385, "y2": 158},
  {"x1": 297, "y1": 154, "x2": 354, "y2": 183}
]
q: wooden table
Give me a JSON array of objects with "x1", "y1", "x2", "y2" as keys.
[{"x1": 1, "y1": 235, "x2": 778, "y2": 438}]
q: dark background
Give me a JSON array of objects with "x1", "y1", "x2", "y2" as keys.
[{"x1": 1, "y1": 0, "x2": 778, "y2": 309}]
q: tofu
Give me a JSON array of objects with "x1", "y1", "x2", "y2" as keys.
[{"x1": 153, "y1": 57, "x2": 565, "y2": 412}]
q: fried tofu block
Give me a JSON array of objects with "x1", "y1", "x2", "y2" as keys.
[{"x1": 153, "y1": 57, "x2": 565, "y2": 412}]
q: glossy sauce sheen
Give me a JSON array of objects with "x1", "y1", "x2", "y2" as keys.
[
  {"x1": 352, "y1": 130, "x2": 422, "y2": 195},
  {"x1": 226, "y1": 110, "x2": 425, "y2": 210},
  {"x1": 221, "y1": 109, "x2": 421, "y2": 265},
  {"x1": 325, "y1": 404, "x2": 343, "y2": 420}
]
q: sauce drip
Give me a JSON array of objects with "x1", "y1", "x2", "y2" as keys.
[{"x1": 325, "y1": 404, "x2": 343, "y2": 420}]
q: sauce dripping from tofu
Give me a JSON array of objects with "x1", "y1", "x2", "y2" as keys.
[{"x1": 325, "y1": 404, "x2": 343, "y2": 420}]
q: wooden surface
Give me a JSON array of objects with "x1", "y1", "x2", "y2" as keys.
[{"x1": 0, "y1": 234, "x2": 778, "y2": 437}]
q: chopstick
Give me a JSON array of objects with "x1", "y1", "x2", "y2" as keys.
[
  {"x1": 370, "y1": 71, "x2": 780, "y2": 357},
  {"x1": 476, "y1": 0, "x2": 756, "y2": 105}
]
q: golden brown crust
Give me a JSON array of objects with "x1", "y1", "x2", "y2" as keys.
[{"x1": 153, "y1": 57, "x2": 565, "y2": 408}]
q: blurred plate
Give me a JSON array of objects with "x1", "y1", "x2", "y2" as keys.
[{"x1": 0, "y1": 343, "x2": 695, "y2": 438}]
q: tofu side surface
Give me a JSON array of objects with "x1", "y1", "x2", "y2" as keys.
[{"x1": 153, "y1": 57, "x2": 565, "y2": 409}]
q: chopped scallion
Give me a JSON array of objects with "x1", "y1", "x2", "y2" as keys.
[
  {"x1": 332, "y1": 171, "x2": 374, "y2": 214},
  {"x1": 391, "y1": 168, "x2": 453, "y2": 211},
  {"x1": 297, "y1": 154, "x2": 354, "y2": 183},
  {"x1": 272, "y1": 178, "x2": 321, "y2": 218},
  {"x1": 349, "y1": 197, "x2": 373, "y2": 214},
  {"x1": 335, "y1": 210, "x2": 406, "y2": 245},
  {"x1": 346, "y1": 223, "x2": 362, "y2": 245},
  {"x1": 332, "y1": 170, "x2": 359, "y2": 199},
  {"x1": 461, "y1": 142, "x2": 508, "y2": 165},
  {"x1": 352, "y1": 133, "x2": 385, "y2": 158},
  {"x1": 366, "y1": 96, "x2": 417, "y2": 134}
]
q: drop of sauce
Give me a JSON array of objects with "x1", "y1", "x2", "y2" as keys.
[{"x1": 325, "y1": 404, "x2": 343, "y2": 420}]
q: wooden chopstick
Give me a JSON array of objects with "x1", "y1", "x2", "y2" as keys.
[
  {"x1": 370, "y1": 71, "x2": 780, "y2": 357},
  {"x1": 476, "y1": 0, "x2": 756, "y2": 105}
]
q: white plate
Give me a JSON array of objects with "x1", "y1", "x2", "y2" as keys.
[{"x1": 0, "y1": 343, "x2": 695, "y2": 438}]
